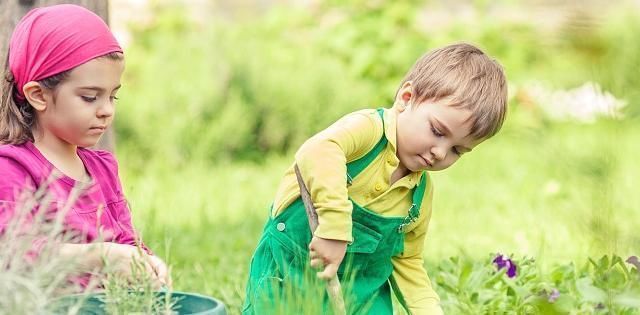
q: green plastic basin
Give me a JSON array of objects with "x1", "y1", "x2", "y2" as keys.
[{"x1": 50, "y1": 291, "x2": 226, "y2": 315}]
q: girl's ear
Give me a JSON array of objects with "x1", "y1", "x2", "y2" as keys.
[{"x1": 23, "y1": 81, "x2": 48, "y2": 111}]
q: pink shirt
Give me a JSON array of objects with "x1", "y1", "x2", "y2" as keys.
[{"x1": 0, "y1": 142, "x2": 148, "y2": 253}]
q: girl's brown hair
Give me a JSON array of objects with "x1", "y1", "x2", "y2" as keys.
[{"x1": 0, "y1": 52, "x2": 123, "y2": 145}]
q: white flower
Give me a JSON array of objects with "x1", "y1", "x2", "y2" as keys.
[
  {"x1": 543, "y1": 180, "x2": 561, "y2": 196},
  {"x1": 523, "y1": 81, "x2": 627, "y2": 123}
]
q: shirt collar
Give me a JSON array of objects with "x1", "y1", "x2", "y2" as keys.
[
  {"x1": 382, "y1": 107, "x2": 398, "y2": 153},
  {"x1": 382, "y1": 106, "x2": 422, "y2": 188}
]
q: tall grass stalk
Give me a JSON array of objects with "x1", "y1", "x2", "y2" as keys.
[{"x1": 0, "y1": 173, "x2": 99, "y2": 314}]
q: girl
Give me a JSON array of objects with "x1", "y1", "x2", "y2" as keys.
[{"x1": 0, "y1": 4, "x2": 168, "y2": 289}]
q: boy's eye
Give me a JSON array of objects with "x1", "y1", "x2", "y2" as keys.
[
  {"x1": 430, "y1": 126, "x2": 444, "y2": 137},
  {"x1": 109, "y1": 96, "x2": 119, "y2": 102},
  {"x1": 81, "y1": 96, "x2": 98, "y2": 102}
]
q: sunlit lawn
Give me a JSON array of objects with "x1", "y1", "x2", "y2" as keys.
[{"x1": 120, "y1": 112, "x2": 639, "y2": 313}]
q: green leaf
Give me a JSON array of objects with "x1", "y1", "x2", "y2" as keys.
[
  {"x1": 435, "y1": 273, "x2": 459, "y2": 294},
  {"x1": 466, "y1": 268, "x2": 489, "y2": 292},
  {"x1": 503, "y1": 278, "x2": 529, "y2": 298},
  {"x1": 613, "y1": 256, "x2": 631, "y2": 279},
  {"x1": 599, "y1": 255, "x2": 610, "y2": 271},
  {"x1": 604, "y1": 268, "x2": 627, "y2": 288},
  {"x1": 552, "y1": 294, "x2": 578, "y2": 313},
  {"x1": 458, "y1": 260, "x2": 473, "y2": 288},
  {"x1": 550, "y1": 264, "x2": 574, "y2": 283},
  {"x1": 576, "y1": 277, "x2": 607, "y2": 303},
  {"x1": 613, "y1": 292, "x2": 640, "y2": 308},
  {"x1": 484, "y1": 268, "x2": 507, "y2": 287}
]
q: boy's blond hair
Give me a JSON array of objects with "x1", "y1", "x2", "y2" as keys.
[{"x1": 398, "y1": 43, "x2": 508, "y2": 140}]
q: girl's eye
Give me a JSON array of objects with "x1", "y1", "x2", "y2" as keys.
[
  {"x1": 81, "y1": 96, "x2": 97, "y2": 102},
  {"x1": 109, "y1": 96, "x2": 119, "y2": 102},
  {"x1": 431, "y1": 126, "x2": 444, "y2": 138}
]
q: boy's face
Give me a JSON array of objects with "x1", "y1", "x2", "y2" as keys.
[{"x1": 395, "y1": 89, "x2": 483, "y2": 173}]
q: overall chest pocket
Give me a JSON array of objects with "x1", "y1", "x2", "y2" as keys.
[{"x1": 339, "y1": 220, "x2": 382, "y2": 276}]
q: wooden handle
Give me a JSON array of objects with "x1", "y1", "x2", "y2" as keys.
[{"x1": 294, "y1": 165, "x2": 346, "y2": 315}]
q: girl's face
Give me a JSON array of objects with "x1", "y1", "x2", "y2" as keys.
[
  {"x1": 395, "y1": 93, "x2": 483, "y2": 173},
  {"x1": 38, "y1": 57, "x2": 124, "y2": 148}
]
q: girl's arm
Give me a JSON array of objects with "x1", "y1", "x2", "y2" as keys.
[
  {"x1": 0, "y1": 157, "x2": 35, "y2": 231},
  {"x1": 92, "y1": 150, "x2": 152, "y2": 254},
  {"x1": 88, "y1": 151, "x2": 169, "y2": 286},
  {"x1": 1, "y1": 156, "x2": 169, "y2": 288}
]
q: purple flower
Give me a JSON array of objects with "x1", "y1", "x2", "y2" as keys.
[
  {"x1": 626, "y1": 256, "x2": 640, "y2": 270},
  {"x1": 548, "y1": 288, "x2": 560, "y2": 303},
  {"x1": 493, "y1": 254, "x2": 517, "y2": 278},
  {"x1": 493, "y1": 254, "x2": 507, "y2": 268}
]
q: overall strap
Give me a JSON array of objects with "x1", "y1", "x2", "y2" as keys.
[
  {"x1": 346, "y1": 108, "x2": 387, "y2": 185},
  {"x1": 398, "y1": 172, "x2": 427, "y2": 233},
  {"x1": 341, "y1": 108, "x2": 429, "y2": 233}
]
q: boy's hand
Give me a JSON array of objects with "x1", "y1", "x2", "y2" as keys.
[{"x1": 309, "y1": 236, "x2": 347, "y2": 280}]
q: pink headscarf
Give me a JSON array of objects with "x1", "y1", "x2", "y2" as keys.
[{"x1": 8, "y1": 4, "x2": 122, "y2": 100}]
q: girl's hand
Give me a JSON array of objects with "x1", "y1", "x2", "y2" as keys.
[
  {"x1": 59, "y1": 242, "x2": 169, "y2": 289},
  {"x1": 309, "y1": 236, "x2": 347, "y2": 280},
  {"x1": 99, "y1": 242, "x2": 166, "y2": 289},
  {"x1": 147, "y1": 254, "x2": 172, "y2": 289}
]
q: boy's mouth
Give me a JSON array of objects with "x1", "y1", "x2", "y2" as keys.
[{"x1": 419, "y1": 155, "x2": 433, "y2": 167}]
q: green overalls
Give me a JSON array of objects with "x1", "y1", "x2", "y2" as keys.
[{"x1": 243, "y1": 109, "x2": 427, "y2": 314}]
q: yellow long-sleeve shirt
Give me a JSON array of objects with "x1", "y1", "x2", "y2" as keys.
[{"x1": 271, "y1": 107, "x2": 444, "y2": 314}]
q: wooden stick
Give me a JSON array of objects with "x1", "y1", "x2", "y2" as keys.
[{"x1": 294, "y1": 165, "x2": 346, "y2": 315}]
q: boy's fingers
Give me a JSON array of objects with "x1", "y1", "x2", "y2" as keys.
[
  {"x1": 310, "y1": 257, "x2": 324, "y2": 269},
  {"x1": 317, "y1": 263, "x2": 338, "y2": 280},
  {"x1": 308, "y1": 240, "x2": 316, "y2": 251}
]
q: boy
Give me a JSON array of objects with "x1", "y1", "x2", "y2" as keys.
[{"x1": 243, "y1": 43, "x2": 507, "y2": 314}]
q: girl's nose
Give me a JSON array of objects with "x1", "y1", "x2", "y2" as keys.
[{"x1": 97, "y1": 100, "x2": 114, "y2": 118}]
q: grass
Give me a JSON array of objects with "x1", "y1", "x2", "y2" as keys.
[
  {"x1": 0, "y1": 174, "x2": 183, "y2": 314},
  {"x1": 120, "y1": 109, "x2": 639, "y2": 314}
]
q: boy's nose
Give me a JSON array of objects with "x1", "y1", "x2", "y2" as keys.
[{"x1": 432, "y1": 146, "x2": 446, "y2": 161}]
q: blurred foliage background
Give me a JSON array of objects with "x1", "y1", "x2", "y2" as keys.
[{"x1": 106, "y1": 0, "x2": 639, "y2": 312}]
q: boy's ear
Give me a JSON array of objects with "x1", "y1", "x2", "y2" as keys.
[
  {"x1": 23, "y1": 81, "x2": 49, "y2": 111},
  {"x1": 396, "y1": 81, "x2": 413, "y2": 112}
]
